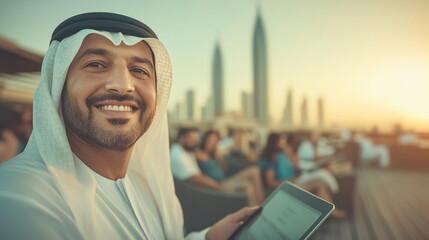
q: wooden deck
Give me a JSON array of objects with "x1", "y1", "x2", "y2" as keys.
[{"x1": 312, "y1": 168, "x2": 429, "y2": 240}]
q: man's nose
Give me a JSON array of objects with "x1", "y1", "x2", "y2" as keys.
[{"x1": 105, "y1": 65, "x2": 135, "y2": 94}]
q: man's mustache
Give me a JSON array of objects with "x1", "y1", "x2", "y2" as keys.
[{"x1": 86, "y1": 93, "x2": 145, "y2": 110}]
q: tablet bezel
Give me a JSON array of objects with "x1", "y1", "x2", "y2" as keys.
[{"x1": 229, "y1": 181, "x2": 334, "y2": 240}]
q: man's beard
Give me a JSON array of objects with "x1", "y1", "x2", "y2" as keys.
[{"x1": 61, "y1": 89, "x2": 155, "y2": 151}]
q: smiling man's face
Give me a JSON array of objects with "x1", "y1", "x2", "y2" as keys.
[{"x1": 62, "y1": 34, "x2": 156, "y2": 151}]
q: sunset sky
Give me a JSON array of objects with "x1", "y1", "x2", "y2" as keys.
[{"x1": 1, "y1": 0, "x2": 429, "y2": 131}]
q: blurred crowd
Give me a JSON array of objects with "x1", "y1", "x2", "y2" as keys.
[
  {"x1": 168, "y1": 127, "x2": 379, "y2": 219},
  {"x1": 0, "y1": 103, "x2": 32, "y2": 164}
]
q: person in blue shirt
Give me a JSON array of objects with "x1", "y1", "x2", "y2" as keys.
[
  {"x1": 197, "y1": 130, "x2": 227, "y2": 182},
  {"x1": 259, "y1": 132, "x2": 348, "y2": 219}
]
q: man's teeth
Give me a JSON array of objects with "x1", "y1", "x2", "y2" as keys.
[{"x1": 100, "y1": 105, "x2": 133, "y2": 112}]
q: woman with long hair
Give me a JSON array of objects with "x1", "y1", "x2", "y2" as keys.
[
  {"x1": 196, "y1": 130, "x2": 265, "y2": 205},
  {"x1": 259, "y1": 132, "x2": 347, "y2": 219}
]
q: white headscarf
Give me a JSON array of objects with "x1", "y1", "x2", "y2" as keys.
[{"x1": 26, "y1": 29, "x2": 183, "y2": 239}]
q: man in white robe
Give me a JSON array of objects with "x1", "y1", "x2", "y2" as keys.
[{"x1": 0, "y1": 12, "x2": 258, "y2": 240}]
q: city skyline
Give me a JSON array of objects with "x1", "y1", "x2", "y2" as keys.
[
  {"x1": 171, "y1": 85, "x2": 329, "y2": 131},
  {"x1": 1, "y1": 1, "x2": 429, "y2": 131},
  {"x1": 174, "y1": 11, "x2": 328, "y2": 129}
]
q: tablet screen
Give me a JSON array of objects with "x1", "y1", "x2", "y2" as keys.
[{"x1": 232, "y1": 182, "x2": 332, "y2": 240}]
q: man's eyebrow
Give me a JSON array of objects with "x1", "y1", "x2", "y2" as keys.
[
  {"x1": 133, "y1": 56, "x2": 154, "y2": 70},
  {"x1": 76, "y1": 48, "x2": 111, "y2": 62}
]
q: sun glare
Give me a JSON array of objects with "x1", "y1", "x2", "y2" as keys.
[{"x1": 370, "y1": 64, "x2": 429, "y2": 121}]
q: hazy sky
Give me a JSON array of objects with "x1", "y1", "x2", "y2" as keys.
[{"x1": 1, "y1": 0, "x2": 429, "y2": 131}]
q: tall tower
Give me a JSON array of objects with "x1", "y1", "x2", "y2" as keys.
[
  {"x1": 301, "y1": 96, "x2": 308, "y2": 127},
  {"x1": 186, "y1": 89, "x2": 195, "y2": 120},
  {"x1": 241, "y1": 91, "x2": 253, "y2": 118},
  {"x1": 253, "y1": 9, "x2": 268, "y2": 123},
  {"x1": 175, "y1": 102, "x2": 182, "y2": 121},
  {"x1": 212, "y1": 42, "x2": 223, "y2": 116},
  {"x1": 201, "y1": 96, "x2": 214, "y2": 121},
  {"x1": 201, "y1": 105, "x2": 207, "y2": 121},
  {"x1": 318, "y1": 97, "x2": 324, "y2": 128},
  {"x1": 282, "y1": 88, "x2": 293, "y2": 126}
]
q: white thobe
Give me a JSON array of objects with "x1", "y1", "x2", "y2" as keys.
[{"x1": 0, "y1": 150, "x2": 208, "y2": 239}]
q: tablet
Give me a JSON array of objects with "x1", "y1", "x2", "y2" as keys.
[{"x1": 229, "y1": 181, "x2": 334, "y2": 240}]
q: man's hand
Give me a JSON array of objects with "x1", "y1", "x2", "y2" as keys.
[{"x1": 206, "y1": 206, "x2": 260, "y2": 240}]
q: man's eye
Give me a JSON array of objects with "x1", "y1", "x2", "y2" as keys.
[
  {"x1": 131, "y1": 68, "x2": 148, "y2": 75},
  {"x1": 86, "y1": 62, "x2": 105, "y2": 68}
]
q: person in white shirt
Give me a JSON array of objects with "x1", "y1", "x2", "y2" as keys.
[
  {"x1": 296, "y1": 132, "x2": 339, "y2": 193},
  {"x1": 170, "y1": 128, "x2": 202, "y2": 181},
  {"x1": 357, "y1": 133, "x2": 390, "y2": 168},
  {"x1": 0, "y1": 12, "x2": 258, "y2": 240},
  {"x1": 171, "y1": 128, "x2": 264, "y2": 205},
  {"x1": 398, "y1": 131, "x2": 419, "y2": 145}
]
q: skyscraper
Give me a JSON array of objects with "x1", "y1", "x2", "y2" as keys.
[
  {"x1": 212, "y1": 42, "x2": 223, "y2": 116},
  {"x1": 201, "y1": 96, "x2": 214, "y2": 121},
  {"x1": 282, "y1": 88, "x2": 293, "y2": 126},
  {"x1": 175, "y1": 102, "x2": 182, "y2": 121},
  {"x1": 241, "y1": 91, "x2": 253, "y2": 118},
  {"x1": 301, "y1": 96, "x2": 308, "y2": 127},
  {"x1": 186, "y1": 89, "x2": 195, "y2": 120},
  {"x1": 201, "y1": 105, "x2": 207, "y2": 121},
  {"x1": 318, "y1": 97, "x2": 324, "y2": 128},
  {"x1": 253, "y1": 9, "x2": 268, "y2": 123}
]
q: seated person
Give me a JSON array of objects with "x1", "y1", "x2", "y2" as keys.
[
  {"x1": 398, "y1": 130, "x2": 419, "y2": 145},
  {"x1": 234, "y1": 129, "x2": 261, "y2": 164},
  {"x1": 316, "y1": 134, "x2": 336, "y2": 157},
  {"x1": 295, "y1": 132, "x2": 340, "y2": 193},
  {"x1": 170, "y1": 128, "x2": 264, "y2": 205},
  {"x1": 0, "y1": 104, "x2": 21, "y2": 163},
  {"x1": 16, "y1": 106, "x2": 33, "y2": 149},
  {"x1": 259, "y1": 133, "x2": 347, "y2": 219},
  {"x1": 217, "y1": 128, "x2": 235, "y2": 155},
  {"x1": 196, "y1": 130, "x2": 228, "y2": 182},
  {"x1": 197, "y1": 130, "x2": 265, "y2": 203},
  {"x1": 218, "y1": 128, "x2": 259, "y2": 164},
  {"x1": 297, "y1": 131, "x2": 335, "y2": 168},
  {"x1": 356, "y1": 133, "x2": 390, "y2": 168}
]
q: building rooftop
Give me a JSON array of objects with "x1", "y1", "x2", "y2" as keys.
[
  {"x1": 312, "y1": 168, "x2": 429, "y2": 239},
  {"x1": 0, "y1": 37, "x2": 43, "y2": 74}
]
